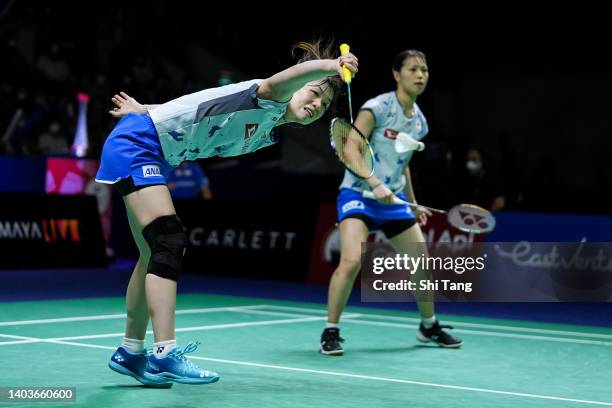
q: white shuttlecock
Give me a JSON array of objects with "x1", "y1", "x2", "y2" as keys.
[{"x1": 395, "y1": 132, "x2": 425, "y2": 153}]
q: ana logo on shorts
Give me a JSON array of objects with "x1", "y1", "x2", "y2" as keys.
[
  {"x1": 342, "y1": 200, "x2": 365, "y2": 213},
  {"x1": 142, "y1": 165, "x2": 161, "y2": 178}
]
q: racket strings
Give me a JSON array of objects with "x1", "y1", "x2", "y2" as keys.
[{"x1": 331, "y1": 119, "x2": 373, "y2": 179}]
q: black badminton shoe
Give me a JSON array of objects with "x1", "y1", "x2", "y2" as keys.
[
  {"x1": 320, "y1": 328, "x2": 345, "y2": 356},
  {"x1": 417, "y1": 321, "x2": 463, "y2": 348}
]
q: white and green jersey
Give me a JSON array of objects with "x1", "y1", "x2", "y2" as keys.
[
  {"x1": 339, "y1": 91, "x2": 429, "y2": 193},
  {"x1": 149, "y1": 79, "x2": 288, "y2": 166}
]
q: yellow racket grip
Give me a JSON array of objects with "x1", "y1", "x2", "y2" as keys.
[{"x1": 339, "y1": 43, "x2": 352, "y2": 83}]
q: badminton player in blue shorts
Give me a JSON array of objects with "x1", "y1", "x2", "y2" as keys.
[
  {"x1": 96, "y1": 40, "x2": 358, "y2": 386},
  {"x1": 320, "y1": 50, "x2": 462, "y2": 356}
]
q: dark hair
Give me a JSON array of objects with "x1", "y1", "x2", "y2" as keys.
[
  {"x1": 392, "y1": 50, "x2": 427, "y2": 72},
  {"x1": 292, "y1": 39, "x2": 342, "y2": 114}
]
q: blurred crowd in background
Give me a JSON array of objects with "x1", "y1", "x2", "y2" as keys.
[{"x1": 2, "y1": 2, "x2": 610, "y2": 214}]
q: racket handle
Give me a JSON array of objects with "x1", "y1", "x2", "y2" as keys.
[
  {"x1": 362, "y1": 190, "x2": 448, "y2": 214},
  {"x1": 339, "y1": 43, "x2": 352, "y2": 83},
  {"x1": 362, "y1": 190, "x2": 407, "y2": 205}
]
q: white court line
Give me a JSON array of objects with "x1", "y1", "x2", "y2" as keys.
[
  {"x1": 260, "y1": 304, "x2": 612, "y2": 340},
  {"x1": 0, "y1": 311, "x2": 362, "y2": 345},
  {"x1": 342, "y1": 319, "x2": 612, "y2": 347},
  {"x1": 0, "y1": 307, "x2": 341, "y2": 346},
  {"x1": 1, "y1": 303, "x2": 610, "y2": 346},
  {"x1": 0, "y1": 333, "x2": 118, "y2": 350},
  {"x1": 0, "y1": 333, "x2": 44, "y2": 346},
  {"x1": 4, "y1": 302, "x2": 610, "y2": 339},
  {"x1": 0, "y1": 315, "x2": 329, "y2": 346},
  {"x1": 225, "y1": 308, "x2": 364, "y2": 319},
  {"x1": 0, "y1": 305, "x2": 269, "y2": 327},
  {"x1": 1, "y1": 334, "x2": 610, "y2": 406},
  {"x1": 189, "y1": 356, "x2": 612, "y2": 406},
  {"x1": 2, "y1": 305, "x2": 610, "y2": 349}
]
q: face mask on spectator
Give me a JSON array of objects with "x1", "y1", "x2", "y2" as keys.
[{"x1": 466, "y1": 160, "x2": 482, "y2": 174}]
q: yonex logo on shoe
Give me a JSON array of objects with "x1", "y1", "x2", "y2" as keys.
[
  {"x1": 156, "y1": 346, "x2": 165, "y2": 353},
  {"x1": 200, "y1": 371, "x2": 210, "y2": 378},
  {"x1": 114, "y1": 355, "x2": 125, "y2": 362},
  {"x1": 143, "y1": 165, "x2": 161, "y2": 178}
]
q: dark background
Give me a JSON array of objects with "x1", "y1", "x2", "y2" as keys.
[{"x1": 2, "y1": 2, "x2": 611, "y2": 214}]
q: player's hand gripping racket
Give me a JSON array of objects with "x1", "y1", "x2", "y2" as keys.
[
  {"x1": 330, "y1": 44, "x2": 374, "y2": 178},
  {"x1": 339, "y1": 43, "x2": 354, "y2": 123},
  {"x1": 362, "y1": 191, "x2": 495, "y2": 234}
]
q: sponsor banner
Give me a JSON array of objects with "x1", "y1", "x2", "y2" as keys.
[
  {"x1": 174, "y1": 199, "x2": 318, "y2": 281},
  {"x1": 361, "y1": 242, "x2": 612, "y2": 302},
  {"x1": 306, "y1": 204, "x2": 612, "y2": 286},
  {"x1": 0, "y1": 193, "x2": 107, "y2": 268}
]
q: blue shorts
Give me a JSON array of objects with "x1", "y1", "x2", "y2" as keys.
[
  {"x1": 95, "y1": 113, "x2": 173, "y2": 188},
  {"x1": 337, "y1": 188, "x2": 415, "y2": 230}
]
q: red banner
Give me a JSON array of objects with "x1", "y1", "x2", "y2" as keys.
[{"x1": 45, "y1": 158, "x2": 113, "y2": 256}]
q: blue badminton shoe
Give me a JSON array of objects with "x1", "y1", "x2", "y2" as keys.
[
  {"x1": 143, "y1": 341, "x2": 220, "y2": 384},
  {"x1": 108, "y1": 347, "x2": 172, "y2": 388}
]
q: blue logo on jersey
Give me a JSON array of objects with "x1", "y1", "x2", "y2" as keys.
[
  {"x1": 209, "y1": 126, "x2": 221, "y2": 137},
  {"x1": 374, "y1": 153, "x2": 380, "y2": 163},
  {"x1": 384, "y1": 176, "x2": 391, "y2": 184},
  {"x1": 397, "y1": 158, "x2": 405, "y2": 165},
  {"x1": 168, "y1": 130, "x2": 184, "y2": 141},
  {"x1": 351, "y1": 181, "x2": 363, "y2": 189}
]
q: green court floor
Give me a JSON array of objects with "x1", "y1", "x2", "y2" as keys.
[{"x1": 1, "y1": 294, "x2": 611, "y2": 407}]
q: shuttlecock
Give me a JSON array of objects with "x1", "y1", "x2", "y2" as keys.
[{"x1": 395, "y1": 132, "x2": 424, "y2": 153}]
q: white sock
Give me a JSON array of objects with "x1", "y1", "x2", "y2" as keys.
[
  {"x1": 121, "y1": 337, "x2": 145, "y2": 354},
  {"x1": 153, "y1": 339, "x2": 176, "y2": 358},
  {"x1": 421, "y1": 315, "x2": 437, "y2": 329},
  {"x1": 326, "y1": 322, "x2": 339, "y2": 329}
]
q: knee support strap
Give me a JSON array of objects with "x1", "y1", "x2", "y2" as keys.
[{"x1": 142, "y1": 215, "x2": 187, "y2": 281}]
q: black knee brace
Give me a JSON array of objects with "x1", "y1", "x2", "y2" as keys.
[{"x1": 142, "y1": 215, "x2": 188, "y2": 281}]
